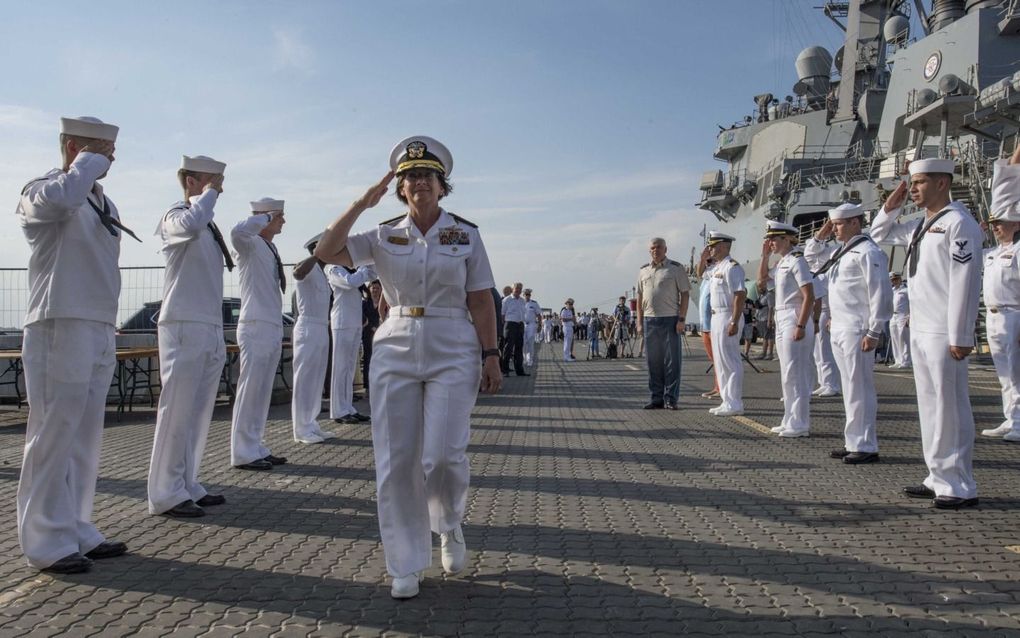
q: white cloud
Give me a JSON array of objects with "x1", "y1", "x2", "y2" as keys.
[{"x1": 272, "y1": 28, "x2": 316, "y2": 76}]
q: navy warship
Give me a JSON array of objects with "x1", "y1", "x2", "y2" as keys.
[{"x1": 697, "y1": 0, "x2": 1020, "y2": 273}]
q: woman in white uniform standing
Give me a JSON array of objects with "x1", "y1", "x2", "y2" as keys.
[
  {"x1": 315, "y1": 136, "x2": 501, "y2": 599},
  {"x1": 757, "y1": 221, "x2": 815, "y2": 437},
  {"x1": 561, "y1": 299, "x2": 576, "y2": 361}
]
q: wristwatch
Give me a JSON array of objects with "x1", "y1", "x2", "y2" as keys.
[
  {"x1": 482, "y1": 348, "x2": 500, "y2": 360},
  {"x1": 677, "y1": 316, "x2": 685, "y2": 322}
]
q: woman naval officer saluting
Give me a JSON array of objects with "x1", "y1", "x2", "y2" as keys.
[{"x1": 315, "y1": 136, "x2": 501, "y2": 599}]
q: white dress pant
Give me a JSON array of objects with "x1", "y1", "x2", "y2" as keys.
[
  {"x1": 291, "y1": 318, "x2": 330, "y2": 441},
  {"x1": 371, "y1": 315, "x2": 480, "y2": 578},
  {"x1": 17, "y1": 319, "x2": 115, "y2": 568},
  {"x1": 813, "y1": 308, "x2": 841, "y2": 392},
  {"x1": 562, "y1": 322, "x2": 574, "y2": 360},
  {"x1": 542, "y1": 322, "x2": 553, "y2": 343},
  {"x1": 890, "y1": 315, "x2": 911, "y2": 367},
  {"x1": 987, "y1": 309, "x2": 1020, "y2": 433},
  {"x1": 230, "y1": 320, "x2": 282, "y2": 466},
  {"x1": 710, "y1": 312, "x2": 744, "y2": 411},
  {"x1": 148, "y1": 321, "x2": 225, "y2": 514},
  {"x1": 912, "y1": 332, "x2": 977, "y2": 498},
  {"x1": 830, "y1": 327, "x2": 879, "y2": 453},
  {"x1": 775, "y1": 309, "x2": 814, "y2": 433},
  {"x1": 523, "y1": 322, "x2": 537, "y2": 366},
  {"x1": 330, "y1": 326, "x2": 362, "y2": 418}
]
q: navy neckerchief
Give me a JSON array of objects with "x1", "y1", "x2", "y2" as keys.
[{"x1": 87, "y1": 195, "x2": 141, "y2": 243}]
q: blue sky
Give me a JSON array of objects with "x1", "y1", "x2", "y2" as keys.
[{"x1": 1, "y1": 0, "x2": 848, "y2": 310}]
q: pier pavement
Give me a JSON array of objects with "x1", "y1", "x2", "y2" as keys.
[{"x1": 1, "y1": 339, "x2": 1019, "y2": 636}]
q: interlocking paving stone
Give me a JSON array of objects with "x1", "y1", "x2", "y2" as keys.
[{"x1": 1, "y1": 341, "x2": 1020, "y2": 635}]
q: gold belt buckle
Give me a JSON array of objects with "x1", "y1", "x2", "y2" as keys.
[
  {"x1": 409, "y1": 307, "x2": 425, "y2": 317},
  {"x1": 990, "y1": 307, "x2": 1000, "y2": 314}
]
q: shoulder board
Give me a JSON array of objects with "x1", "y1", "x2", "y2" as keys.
[
  {"x1": 667, "y1": 259, "x2": 682, "y2": 267},
  {"x1": 791, "y1": 250, "x2": 804, "y2": 257},
  {"x1": 379, "y1": 214, "x2": 405, "y2": 226},
  {"x1": 640, "y1": 263, "x2": 650, "y2": 268},
  {"x1": 449, "y1": 213, "x2": 478, "y2": 228},
  {"x1": 20, "y1": 176, "x2": 49, "y2": 196}
]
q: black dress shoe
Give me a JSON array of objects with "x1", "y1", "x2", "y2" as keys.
[
  {"x1": 829, "y1": 449, "x2": 851, "y2": 459},
  {"x1": 933, "y1": 496, "x2": 979, "y2": 510},
  {"x1": 85, "y1": 541, "x2": 128, "y2": 559},
  {"x1": 235, "y1": 459, "x2": 273, "y2": 471},
  {"x1": 164, "y1": 500, "x2": 206, "y2": 518},
  {"x1": 263, "y1": 454, "x2": 288, "y2": 465},
  {"x1": 196, "y1": 494, "x2": 226, "y2": 507},
  {"x1": 352, "y1": 412, "x2": 371, "y2": 423},
  {"x1": 903, "y1": 484, "x2": 936, "y2": 499},
  {"x1": 843, "y1": 452, "x2": 879, "y2": 464},
  {"x1": 335, "y1": 414, "x2": 362, "y2": 425},
  {"x1": 643, "y1": 402, "x2": 664, "y2": 410},
  {"x1": 41, "y1": 552, "x2": 92, "y2": 574}
]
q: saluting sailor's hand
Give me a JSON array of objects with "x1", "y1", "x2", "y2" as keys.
[
  {"x1": 949, "y1": 345, "x2": 973, "y2": 360},
  {"x1": 883, "y1": 179, "x2": 909, "y2": 212},
  {"x1": 80, "y1": 140, "x2": 115, "y2": 161},
  {"x1": 480, "y1": 358, "x2": 502, "y2": 394},
  {"x1": 761, "y1": 239, "x2": 771, "y2": 257},
  {"x1": 355, "y1": 171, "x2": 396, "y2": 211},
  {"x1": 204, "y1": 174, "x2": 225, "y2": 194},
  {"x1": 815, "y1": 220, "x2": 834, "y2": 241}
]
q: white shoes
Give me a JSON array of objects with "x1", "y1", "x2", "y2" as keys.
[
  {"x1": 390, "y1": 571, "x2": 425, "y2": 599},
  {"x1": 777, "y1": 428, "x2": 809, "y2": 438},
  {"x1": 770, "y1": 425, "x2": 785, "y2": 433},
  {"x1": 317, "y1": 430, "x2": 336, "y2": 439},
  {"x1": 981, "y1": 423, "x2": 1012, "y2": 438},
  {"x1": 712, "y1": 408, "x2": 744, "y2": 417},
  {"x1": 817, "y1": 390, "x2": 840, "y2": 397},
  {"x1": 1004, "y1": 430, "x2": 1020, "y2": 442},
  {"x1": 440, "y1": 526, "x2": 466, "y2": 574},
  {"x1": 294, "y1": 433, "x2": 325, "y2": 444}
]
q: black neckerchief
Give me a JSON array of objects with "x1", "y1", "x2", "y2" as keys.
[
  {"x1": 812, "y1": 234, "x2": 870, "y2": 277},
  {"x1": 262, "y1": 238, "x2": 286, "y2": 293},
  {"x1": 207, "y1": 222, "x2": 235, "y2": 271},
  {"x1": 905, "y1": 207, "x2": 954, "y2": 277},
  {"x1": 87, "y1": 195, "x2": 141, "y2": 242}
]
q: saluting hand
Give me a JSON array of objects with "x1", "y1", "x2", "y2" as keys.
[
  {"x1": 355, "y1": 171, "x2": 395, "y2": 210},
  {"x1": 80, "y1": 140, "x2": 115, "y2": 160},
  {"x1": 815, "y1": 219, "x2": 834, "y2": 241},
  {"x1": 761, "y1": 239, "x2": 771, "y2": 257},
  {"x1": 204, "y1": 173, "x2": 225, "y2": 194},
  {"x1": 883, "y1": 180, "x2": 909, "y2": 212}
]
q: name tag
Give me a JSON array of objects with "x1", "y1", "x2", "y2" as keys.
[
  {"x1": 928, "y1": 226, "x2": 946, "y2": 234},
  {"x1": 387, "y1": 235, "x2": 409, "y2": 245},
  {"x1": 439, "y1": 227, "x2": 470, "y2": 245},
  {"x1": 1003, "y1": 253, "x2": 1014, "y2": 260}
]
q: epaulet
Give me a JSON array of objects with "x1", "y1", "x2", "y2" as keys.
[
  {"x1": 791, "y1": 250, "x2": 804, "y2": 257},
  {"x1": 450, "y1": 213, "x2": 478, "y2": 228},
  {"x1": 667, "y1": 259, "x2": 682, "y2": 267},
  {"x1": 379, "y1": 215, "x2": 405, "y2": 226},
  {"x1": 640, "y1": 263, "x2": 650, "y2": 268},
  {"x1": 20, "y1": 176, "x2": 49, "y2": 196}
]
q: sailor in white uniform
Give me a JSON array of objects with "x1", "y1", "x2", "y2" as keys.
[
  {"x1": 757, "y1": 222, "x2": 815, "y2": 437},
  {"x1": 314, "y1": 136, "x2": 500, "y2": 599},
  {"x1": 148, "y1": 155, "x2": 231, "y2": 519},
  {"x1": 561, "y1": 299, "x2": 577, "y2": 360},
  {"x1": 706, "y1": 232, "x2": 746, "y2": 416},
  {"x1": 889, "y1": 272, "x2": 912, "y2": 369},
  {"x1": 229, "y1": 198, "x2": 288, "y2": 471},
  {"x1": 291, "y1": 234, "x2": 334, "y2": 444},
  {"x1": 522, "y1": 289, "x2": 542, "y2": 367},
  {"x1": 980, "y1": 146, "x2": 1020, "y2": 442},
  {"x1": 871, "y1": 158, "x2": 983, "y2": 509},
  {"x1": 326, "y1": 263, "x2": 376, "y2": 424},
  {"x1": 810, "y1": 272, "x2": 842, "y2": 396},
  {"x1": 16, "y1": 116, "x2": 134, "y2": 573},
  {"x1": 807, "y1": 203, "x2": 892, "y2": 463}
]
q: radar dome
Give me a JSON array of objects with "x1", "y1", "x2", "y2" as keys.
[
  {"x1": 796, "y1": 46, "x2": 833, "y2": 80},
  {"x1": 884, "y1": 15, "x2": 910, "y2": 43}
]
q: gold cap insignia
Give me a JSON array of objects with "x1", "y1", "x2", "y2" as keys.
[{"x1": 406, "y1": 141, "x2": 427, "y2": 159}]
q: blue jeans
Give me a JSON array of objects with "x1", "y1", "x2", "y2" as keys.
[
  {"x1": 644, "y1": 317, "x2": 683, "y2": 404},
  {"x1": 590, "y1": 334, "x2": 600, "y2": 357}
]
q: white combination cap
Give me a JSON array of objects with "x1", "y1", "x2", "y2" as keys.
[
  {"x1": 706, "y1": 231, "x2": 735, "y2": 246},
  {"x1": 250, "y1": 197, "x2": 285, "y2": 213},
  {"x1": 389, "y1": 135, "x2": 453, "y2": 177},
  {"x1": 764, "y1": 221, "x2": 798, "y2": 237},
  {"x1": 889, "y1": 271, "x2": 902, "y2": 279},
  {"x1": 181, "y1": 155, "x2": 226, "y2": 174},
  {"x1": 908, "y1": 158, "x2": 956, "y2": 176},
  {"x1": 303, "y1": 232, "x2": 323, "y2": 250},
  {"x1": 60, "y1": 116, "x2": 119, "y2": 142},
  {"x1": 828, "y1": 203, "x2": 864, "y2": 220}
]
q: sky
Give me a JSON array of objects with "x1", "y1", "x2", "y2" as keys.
[{"x1": 0, "y1": 0, "x2": 850, "y2": 312}]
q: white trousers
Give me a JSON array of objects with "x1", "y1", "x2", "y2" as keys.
[
  {"x1": 987, "y1": 310, "x2": 1020, "y2": 433},
  {"x1": 330, "y1": 326, "x2": 362, "y2": 418},
  {"x1": 912, "y1": 332, "x2": 977, "y2": 498},
  {"x1": 830, "y1": 327, "x2": 879, "y2": 453},
  {"x1": 711, "y1": 312, "x2": 744, "y2": 411},
  {"x1": 523, "y1": 322, "x2": 537, "y2": 365},
  {"x1": 292, "y1": 319, "x2": 330, "y2": 440},
  {"x1": 230, "y1": 321, "x2": 282, "y2": 466},
  {"x1": 371, "y1": 315, "x2": 481, "y2": 578},
  {"x1": 148, "y1": 321, "x2": 225, "y2": 514},
  {"x1": 17, "y1": 319, "x2": 114, "y2": 568},
  {"x1": 813, "y1": 308, "x2": 841, "y2": 392},
  {"x1": 890, "y1": 315, "x2": 911, "y2": 367},
  {"x1": 562, "y1": 323, "x2": 574, "y2": 360},
  {"x1": 775, "y1": 309, "x2": 814, "y2": 432}
]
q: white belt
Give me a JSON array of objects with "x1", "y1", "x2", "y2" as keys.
[
  {"x1": 389, "y1": 305, "x2": 469, "y2": 319},
  {"x1": 988, "y1": 305, "x2": 1020, "y2": 314}
]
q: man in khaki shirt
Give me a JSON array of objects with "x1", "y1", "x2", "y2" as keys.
[{"x1": 636, "y1": 237, "x2": 691, "y2": 409}]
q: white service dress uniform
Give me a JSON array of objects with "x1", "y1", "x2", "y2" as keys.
[
  {"x1": 523, "y1": 298, "x2": 542, "y2": 366},
  {"x1": 811, "y1": 273, "x2": 842, "y2": 394},
  {"x1": 872, "y1": 199, "x2": 983, "y2": 498},
  {"x1": 709, "y1": 255, "x2": 746, "y2": 412},
  {"x1": 807, "y1": 231, "x2": 892, "y2": 454},
  {"x1": 327, "y1": 265, "x2": 377, "y2": 419},
  {"x1": 291, "y1": 262, "x2": 332, "y2": 442},
  {"x1": 16, "y1": 151, "x2": 121, "y2": 568},
  {"x1": 229, "y1": 213, "x2": 285, "y2": 466},
  {"x1": 148, "y1": 188, "x2": 229, "y2": 513},
  {"x1": 561, "y1": 306, "x2": 575, "y2": 360},
  {"x1": 890, "y1": 281, "x2": 912, "y2": 368},
  {"x1": 770, "y1": 250, "x2": 815, "y2": 435},
  {"x1": 346, "y1": 208, "x2": 495, "y2": 578}
]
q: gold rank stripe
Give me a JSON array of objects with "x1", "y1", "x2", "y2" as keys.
[{"x1": 397, "y1": 159, "x2": 445, "y2": 175}]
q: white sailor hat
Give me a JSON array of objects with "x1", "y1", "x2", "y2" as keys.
[
  {"x1": 990, "y1": 159, "x2": 1020, "y2": 222},
  {"x1": 524, "y1": 288, "x2": 533, "y2": 294},
  {"x1": 303, "y1": 232, "x2": 323, "y2": 251},
  {"x1": 764, "y1": 221, "x2": 798, "y2": 237},
  {"x1": 706, "y1": 231, "x2": 735, "y2": 246},
  {"x1": 60, "y1": 116, "x2": 119, "y2": 142},
  {"x1": 908, "y1": 158, "x2": 956, "y2": 176},
  {"x1": 250, "y1": 197, "x2": 285, "y2": 213},
  {"x1": 889, "y1": 271, "x2": 903, "y2": 279},
  {"x1": 389, "y1": 136, "x2": 453, "y2": 177},
  {"x1": 181, "y1": 155, "x2": 226, "y2": 174},
  {"x1": 828, "y1": 203, "x2": 864, "y2": 220}
]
